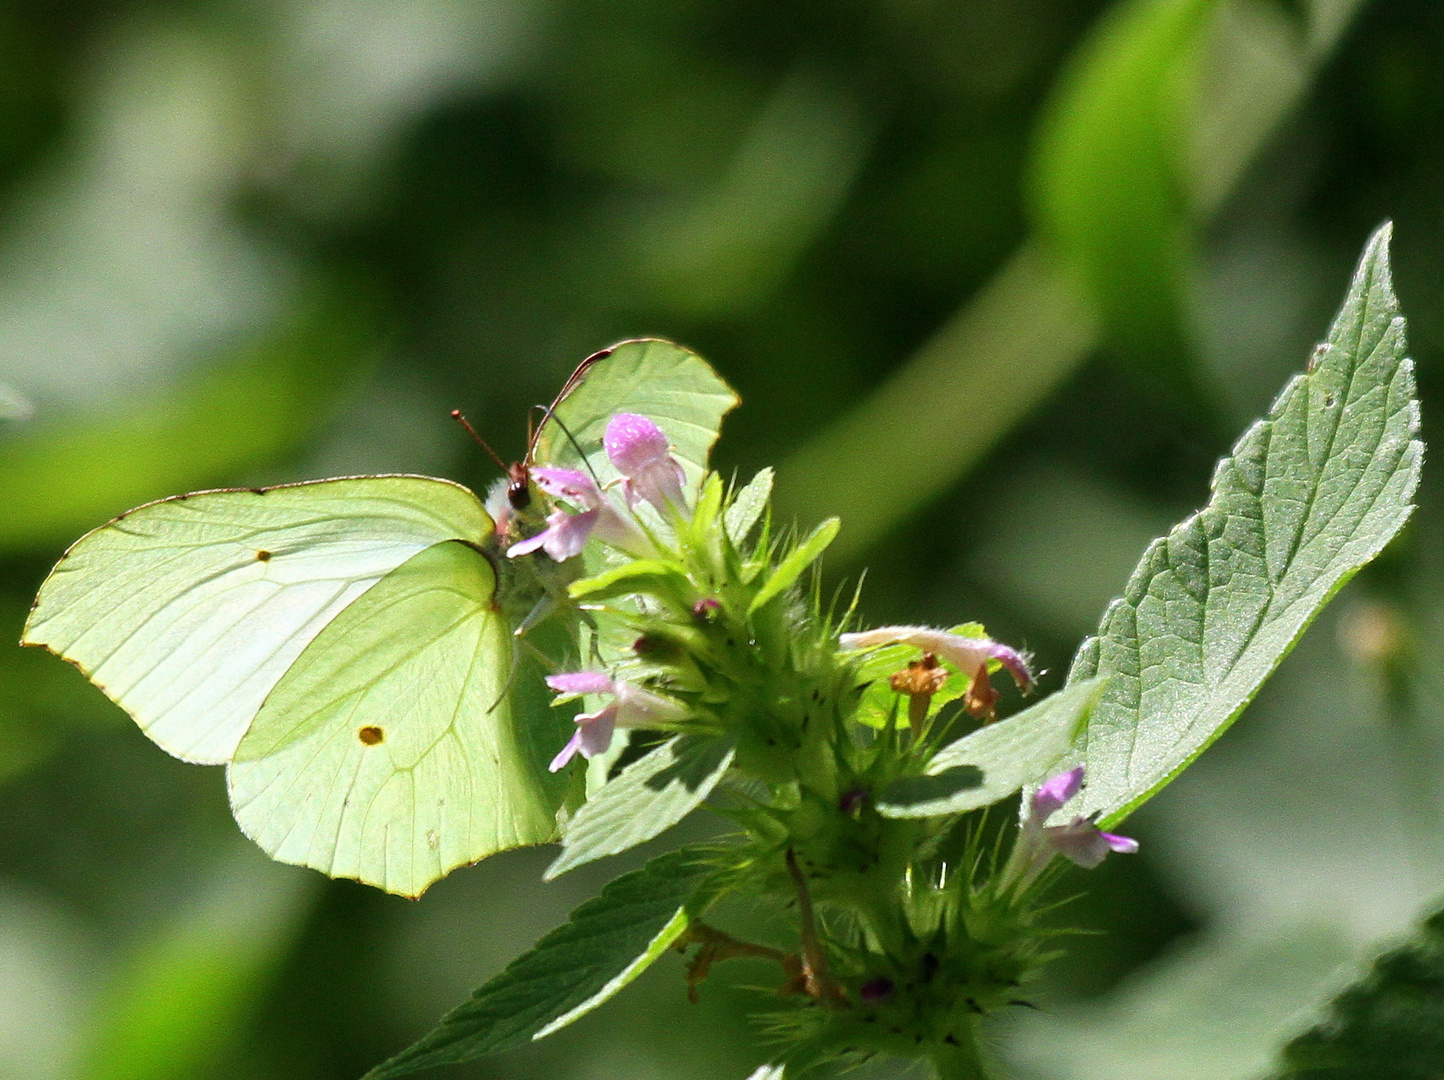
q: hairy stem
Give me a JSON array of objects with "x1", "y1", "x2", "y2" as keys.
[{"x1": 785, "y1": 847, "x2": 846, "y2": 1004}]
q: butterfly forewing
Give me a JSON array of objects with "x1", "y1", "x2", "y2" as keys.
[
  {"x1": 530, "y1": 339, "x2": 739, "y2": 492},
  {"x1": 228, "y1": 539, "x2": 574, "y2": 897},
  {"x1": 22, "y1": 476, "x2": 491, "y2": 764}
]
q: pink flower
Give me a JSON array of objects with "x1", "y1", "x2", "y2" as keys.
[
  {"x1": 604, "y1": 413, "x2": 687, "y2": 514},
  {"x1": 507, "y1": 467, "x2": 650, "y2": 560},
  {"x1": 545, "y1": 671, "x2": 690, "y2": 771},
  {"x1": 1030, "y1": 765, "x2": 1085, "y2": 820},
  {"x1": 506, "y1": 506, "x2": 600, "y2": 561},
  {"x1": 1040, "y1": 816, "x2": 1139, "y2": 870},
  {"x1": 838, "y1": 625, "x2": 1033, "y2": 690},
  {"x1": 1003, "y1": 766, "x2": 1137, "y2": 889}
]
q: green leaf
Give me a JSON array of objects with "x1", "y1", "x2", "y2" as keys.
[
  {"x1": 876, "y1": 766, "x2": 984, "y2": 812},
  {"x1": 1030, "y1": 0, "x2": 1215, "y2": 388},
  {"x1": 364, "y1": 847, "x2": 721, "y2": 1079},
  {"x1": 745, "y1": 1067, "x2": 786, "y2": 1080},
  {"x1": 725, "y1": 467, "x2": 773, "y2": 543},
  {"x1": 1268, "y1": 904, "x2": 1444, "y2": 1079},
  {"x1": 1068, "y1": 223, "x2": 1422, "y2": 824},
  {"x1": 547, "y1": 735, "x2": 735, "y2": 880},
  {"x1": 568, "y1": 558, "x2": 693, "y2": 604},
  {"x1": 747, "y1": 518, "x2": 840, "y2": 616},
  {"x1": 877, "y1": 679, "x2": 1105, "y2": 818}
]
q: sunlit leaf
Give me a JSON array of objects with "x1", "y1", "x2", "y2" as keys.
[
  {"x1": 1067, "y1": 224, "x2": 1422, "y2": 824},
  {"x1": 532, "y1": 338, "x2": 739, "y2": 495},
  {"x1": 725, "y1": 467, "x2": 773, "y2": 544},
  {"x1": 547, "y1": 735, "x2": 735, "y2": 880},
  {"x1": 568, "y1": 559, "x2": 693, "y2": 604}
]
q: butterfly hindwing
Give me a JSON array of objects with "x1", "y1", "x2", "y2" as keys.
[
  {"x1": 228, "y1": 540, "x2": 574, "y2": 897},
  {"x1": 22, "y1": 476, "x2": 492, "y2": 765}
]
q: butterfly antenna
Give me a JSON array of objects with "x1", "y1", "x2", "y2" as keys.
[
  {"x1": 450, "y1": 410, "x2": 509, "y2": 473},
  {"x1": 536, "y1": 404, "x2": 606, "y2": 489}
]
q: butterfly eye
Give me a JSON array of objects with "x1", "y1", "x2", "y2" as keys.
[{"x1": 507, "y1": 467, "x2": 532, "y2": 510}]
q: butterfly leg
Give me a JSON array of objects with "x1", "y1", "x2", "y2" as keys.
[{"x1": 488, "y1": 594, "x2": 574, "y2": 712}]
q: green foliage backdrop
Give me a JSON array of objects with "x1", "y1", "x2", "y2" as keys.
[{"x1": 2, "y1": 1, "x2": 1444, "y2": 1078}]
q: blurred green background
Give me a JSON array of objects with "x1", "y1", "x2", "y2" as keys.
[{"x1": 2, "y1": 1, "x2": 1443, "y2": 1078}]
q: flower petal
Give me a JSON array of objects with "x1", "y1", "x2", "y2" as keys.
[
  {"x1": 507, "y1": 508, "x2": 598, "y2": 562},
  {"x1": 546, "y1": 671, "x2": 616, "y2": 696},
  {"x1": 1101, "y1": 831, "x2": 1140, "y2": 855},
  {"x1": 604, "y1": 413, "x2": 671, "y2": 474},
  {"x1": 575, "y1": 706, "x2": 619, "y2": 757},
  {"x1": 622, "y1": 458, "x2": 687, "y2": 514},
  {"x1": 541, "y1": 508, "x2": 598, "y2": 561},
  {"x1": 839, "y1": 625, "x2": 1033, "y2": 688},
  {"x1": 506, "y1": 530, "x2": 549, "y2": 558},
  {"x1": 1043, "y1": 816, "x2": 1138, "y2": 869},
  {"x1": 1031, "y1": 766, "x2": 1085, "y2": 821},
  {"x1": 532, "y1": 467, "x2": 602, "y2": 509},
  {"x1": 614, "y1": 683, "x2": 690, "y2": 726},
  {"x1": 549, "y1": 730, "x2": 585, "y2": 772}
]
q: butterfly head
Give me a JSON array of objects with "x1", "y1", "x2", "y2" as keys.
[{"x1": 506, "y1": 462, "x2": 533, "y2": 511}]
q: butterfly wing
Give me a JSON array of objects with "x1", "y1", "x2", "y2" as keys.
[
  {"x1": 530, "y1": 338, "x2": 739, "y2": 490},
  {"x1": 22, "y1": 476, "x2": 490, "y2": 764},
  {"x1": 228, "y1": 539, "x2": 574, "y2": 897}
]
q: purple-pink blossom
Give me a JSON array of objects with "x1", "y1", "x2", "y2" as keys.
[
  {"x1": 1040, "y1": 816, "x2": 1139, "y2": 870},
  {"x1": 838, "y1": 625, "x2": 1034, "y2": 690},
  {"x1": 1005, "y1": 766, "x2": 1137, "y2": 886},
  {"x1": 545, "y1": 671, "x2": 690, "y2": 771},
  {"x1": 604, "y1": 413, "x2": 687, "y2": 514},
  {"x1": 507, "y1": 466, "x2": 649, "y2": 560}
]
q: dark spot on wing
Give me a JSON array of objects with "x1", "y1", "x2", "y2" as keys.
[
  {"x1": 359, "y1": 726, "x2": 385, "y2": 745},
  {"x1": 256, "y1": 550, "x2": 272, "y2": 562},
  {"x1": 251, "y1": 487, "x2": 267, "y2": 495}
]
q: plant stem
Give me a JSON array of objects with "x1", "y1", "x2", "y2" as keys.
[{"x1": 785, "y1": 847, "x2": 846, "y2": 1004}]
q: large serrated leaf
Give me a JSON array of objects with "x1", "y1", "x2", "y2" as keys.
[
  {"x1": 363, "y1": 847, "x2": 719, "y2": 1079},
  {"x1": 546, "y1": 735, "x2": 735, "y2": 880},
  {"x1": 1268, "y1": 904, "x2": 1444, "y2": 1078},
  {"x1": 1068, "y1": 223, "x2": 1422, "y2": 824}
]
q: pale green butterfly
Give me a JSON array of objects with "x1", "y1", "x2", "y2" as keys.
[{"x1": 23, "y1": 339, "x2": 738, "y2": 897}]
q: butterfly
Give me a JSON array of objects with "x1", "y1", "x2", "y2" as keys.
[{"x1": 23, "y1": 339, "x2": 738, "y2": 897}]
